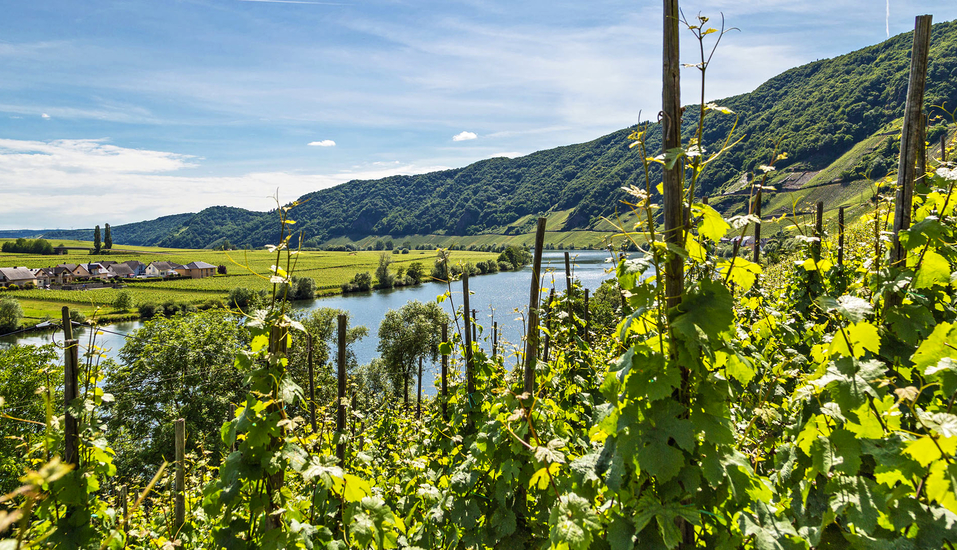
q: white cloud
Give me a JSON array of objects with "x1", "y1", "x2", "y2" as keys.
[
  {"x1": 41, "y1": 113, "x2": 50, "y2": 119},
  {"x1": 452, "y1": 131, "x2": 477, "y2": 142},
  {"x1": 0, "y1": 138, "x2": 447, "y2": 229},
  {"x1": 308, "y1": 140, "x2": 336, "y2": 147}
]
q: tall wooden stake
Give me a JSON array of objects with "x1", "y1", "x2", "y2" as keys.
[
  {"x1": 174, "y1": 418, "x2": 185, "y2": 532},
  {"x1": 752, "y1": 184, "x2": 763, "y2": 263},
  {"x1": 492, "y1": 322, "x2": 498, "y2": 359},
  {"x1": 584, "y1": 289, "x2": 590, "y2": 345},
  {"x1": 229, "y1": 403, "x2": 237, "y2": 453},
  {"x1": 63, "y1": 327, "x2": 79, "y2": 468},
  {"x1": 523, "y1": 218, "x2": 547, "y2": 394},
  {"x1": 891, "y1": 14, "x2": 933, "y2": 267},
  {"x1": 542, "y1": 289, "x2": 555, "y2": 362},
  {"x1": 441, "y1": 323, "x2": 448, "y2": 420},
  {"x1": 942, "y1": 132, "x2": 948, "y2": 162},
  {"x1": 462, "y1": 274, "x2": 474, "y2": 425},
  {"x1": 119, "y1": 485, "x2": 128, "y2": 533},
  {"x1": 663, "y1": 0, "x2": 684, "y2": 311},
  {"x1": 813, "y1": 201, "x2": 824, "y2": 262},
  {"x1": 916, "y1": 112, "x2": 927, "y2": 184},
  {"x1": 471, "y1": 309, "x2": 477, "y2": 346},
  {"x1": 307, "y1": 333, "x2": 316, "y2": 433},
  {"x1": 838, "y1": 206, "x2": 846, "y2": 267},
  {"x1": 564, "y1": 252, "x2": 574, "y2": 329},
  {"x1": 416, "y1": 357, "x2": 423, "y2": 420},
  {"x1": 336, "y1": 314, "x2": 347, "y2": 465}
]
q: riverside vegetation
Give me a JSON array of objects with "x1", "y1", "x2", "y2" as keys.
[{"x1": 3, "y1": 8, "x2": 957, "y2": 550}]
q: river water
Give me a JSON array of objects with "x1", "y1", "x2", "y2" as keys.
[{"x1": 1, "y1": 251, "x2": 617, "y2": 378}]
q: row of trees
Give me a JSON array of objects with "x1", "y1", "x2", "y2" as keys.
[
  {"x1": 0, "y1": 238, "x2": 56, "y2": 255},
  {"x1": 92, "y1": 223, "x2": 112, "y2": 254}
]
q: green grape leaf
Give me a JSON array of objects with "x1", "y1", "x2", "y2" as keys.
[
  {"x1": 914, "y1": 249, "x2": 951, "y2": 289},
  {"x1": 548, "y1": 493, "x2": 601, "y2": 550},
  {"x1": 693, "y1": 203, "x2": 731, "y2": 242},
  {"x1": 912, "y1": 322, "x2": 957, "y2": 372}
]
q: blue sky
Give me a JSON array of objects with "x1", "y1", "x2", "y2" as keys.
[{"x1": 1, "y1": 0, "x2": 955, "y2": 229}]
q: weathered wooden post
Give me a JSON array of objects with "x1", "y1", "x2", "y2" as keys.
[
  {"x1": 838, "y1": 206, "x2": 846, "y2": 267},
  {"x1": 891, "y1": 15, "x2": 933, "y2": 268},
  {"x1": 813, "y1": 201, "x2": 824, "y2": 262},
  {"x1": 307, "y1": 332, "x2": 316, "y2": 433},
  {"x1": 584, "y1": 289, "x2": 590, "y2": 345},
  {"x1": 416, "y1": 357, "x2": 423, "y2": 420},
  {"x1": 229, "y1": 404, "x2": 236, "y2": 453},
  {"x1": 492, "y1": 322, "x2": 498, "y2": 359},
  {"x1": 662, "y1": 0, "x2": 684, "y2": 312},
  {"x1": 942, "y1": 132, "x2": 948, "y2": 162},
  {"x1": 564, "y1": 252, "x2": 574, "y2": 329},
  {"x1": 462, "y1": 274, "x2": 474, "y2": 425},
  {"x1": 542, "y1": 288, "x2": 555, "y2": 362},
  {"x1": 702, "y1": 196, "x2": 709, "y2": 205},
  {"x1": 174, "y1": 418, "x2": 185, "y2": 532},
  {"x1": 752, "y1": 183, "x2": 763, "y2": 263},
  {"x1": 336, "y1": 314, "x2": 347, "y2": 465},
  {"x1": 441, "y1": 323, "x2": 448, "y2": 420},
  {"x1": 916, "y1": 112, "x2": 927, "y2": 183},
  {"x1": 62, "y1": 308, "x2": 79, "y2": 467},
  {"x1": 471, "y1": 308, "x2": 477, "y2": 347},
  {"x1": 118, "y1": 485, "x2": 128, "y2": 532},
  {"x1": 523, "y1": 218, "x2": 547, "y2": 394}
]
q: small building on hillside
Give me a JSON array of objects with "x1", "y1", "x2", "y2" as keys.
[
  {"x1": 0, "y1": 267, "x2": 37, "y2": 287},
  {"x1": 177, "y1": 261, "x2": 217, "y2": 279},
  {"x1": 32, "y1": 267, "x2": 54, "y2": 287},
  {"x1": 145, "y1": 261, "x2": 184, "y2": 277},
  {"x1": 54, "y1": 264, "x2": 91, "y2": 284},
  {"x1": 123, "y1": 260, "x2": 146, "y2": 276},
  {"x1": 109, "y1": 264, "x2": 135, "y2": 278}
]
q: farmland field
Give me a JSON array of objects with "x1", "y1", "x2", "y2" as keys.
[{"x1": 0, "y1": 240, "x2": 498, "y2": 323}]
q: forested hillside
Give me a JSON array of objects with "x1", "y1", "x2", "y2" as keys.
[{"x1": 40, "y1": 19, "x2": 957, "y2": 249}]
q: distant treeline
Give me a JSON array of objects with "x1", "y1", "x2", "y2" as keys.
[{"x1": 1, "y1": 238, "x2": 56, "y2": 255}]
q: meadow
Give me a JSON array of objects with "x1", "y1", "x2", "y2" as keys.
[{"x1": 0, "y1": 240, "x2": 497, "y2": 323}]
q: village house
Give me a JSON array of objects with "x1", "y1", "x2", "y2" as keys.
[
  {"x1": 123, "y1": 260, "x2": 146, "y2": 276},
  {"x1": 84, "y1": 263, "x2": 111, "y2": 278},
  {"x1": 108, "y1": 263, "x2": 135, "y2": 278},
  {"x1": 0, "y1": 267, "x2": 37, "y2": 287},
  {"x1": 177, "y1": 261, "x2": 217, "y2": 279},
  {"x1": 145, "y1": 261, "x2": 183, "y2": 277},
  {"x1": 31, "y1": 267, "x2": 54, "y2": 287},
  {"x1": 53, "y1": 264, "x2": 91, "y2": 284}
]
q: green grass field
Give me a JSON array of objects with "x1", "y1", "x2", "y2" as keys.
[{"x1": 0, "y1": 241, "x2": 497, "y2": 324}]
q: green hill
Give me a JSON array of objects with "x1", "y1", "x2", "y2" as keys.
[{"x1": 44, "y1": 18, "x2": 957, "y2": 249}]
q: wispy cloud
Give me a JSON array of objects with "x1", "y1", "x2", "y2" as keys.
[
  {"x1": 452, "y1": 131, "x2": 477, "y2": 141},
  {"x1": 237, "y1": 0, "x2": 346, "y2": 5},
  {"x1": 41, "y1": 113, "x2": 50, "y2": 119},
  {"x1": 308, "y1": 140, "x2": 336, "y2": 147}
]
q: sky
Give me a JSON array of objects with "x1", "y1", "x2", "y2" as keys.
[{"x1": 1, "y1": 0, "x2": 956, "y2": 230}]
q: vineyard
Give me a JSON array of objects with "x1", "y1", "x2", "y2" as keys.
[
  {"x1": 0, "y1": 248, "x2": 497, "y2": 322},
  {"x1": 3, "y1": 6, "x2": 957, "y2": 550}
]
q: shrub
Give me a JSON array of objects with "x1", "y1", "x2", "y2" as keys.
[
  {"x1": 6, "y1": 284, "x2": 18, "y2": 291},
  {"x1": 401, "y1": 248, "x2": 409, "y2": 254},
  {"x1": 113, "y1": 291, "x2": 134, "y2": 311},
  {"x1": 228, "y1": 287, "x2": 264, "y2": 311},
  {"x1": 69, "y1": 309, "x2": 86, "y2": 325},
  {"x1": 498, "y1": 261, "x2": 512, "y2": 272},
  {"x1": 23, "y1": 282, "x2": 35, "y2": 290},
  {"x1": 217, "y1": 265, "x2": 227, "y2": 275},
  {"x1": 0, "y1": 298, "x2": 23, "y2": 333}
]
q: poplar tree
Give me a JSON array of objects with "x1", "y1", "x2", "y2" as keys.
[
  {"x1": 104, "y1": 223, "x2": 112, "y2": 250},
  {"x1": 93, "y1": 225, "x2": 102, "y2": 253}
]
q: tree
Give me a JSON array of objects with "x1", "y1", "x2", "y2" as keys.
[
  {"x1": 217, "y1": 264, "x2": 227, "y2": 275},
  {"x1": 103, "y1": 310, "x2": 247, "y2": 480},
  {"x1": 228, "y1": 287, "x2": 265, "y2": 311},
  {"x1": 498, "y1": 245, "x2": 532, "y2": 270},
  {"x1": 93, "y1": 225, "x2": 102, "y2": 253},
  {"x1": 0, "y1": 298, "x2": 23, "y2": 333},
  {"x1": 375, "y1": 253, "x2": 395, "y2": 289},
  {"x1": 0, "y1": 344, "x2": 58, "y2": 493},
  {"x1": 406, "y1": 262, "x2": 425, "y2": 284},
  {"x1": 113, "y1": 290, "x2": 133, "y2": 311},
  {"x1": 104, "y1": 223, "x2": 112, "y2": 250},
  {"x1": 377, "y1": 300, "x2": 449, "y2": 407}
]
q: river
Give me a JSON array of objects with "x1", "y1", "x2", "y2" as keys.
[{"x1": 1, "y1": 251, "x2": 617, "y2": 380}]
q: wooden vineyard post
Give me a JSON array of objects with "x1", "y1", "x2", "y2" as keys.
[
  {"x1": 229, "y1": 404, "x2": 236, "y2": 453},
  {"x1": 542, "y1": 289, "x2": 555, "y2": 362},
  {"x1": 416, "y1": 357, "x2": 423, "y2": 420},
  {"x1": 462, "y1": 274, "x2": 474, "y2": 426},
  {"x1": 265, "y1": 326, "x2": 287, "y2": 531},
  {"x1": 307, "y1": 332, "x2": 316, "y2": 433},
  {"x1": 441, "y1": 323, "x2": 448, "y2": 421},
  {"x1": 942, "y1": 133, "x2": 948, "y2": 162},
  {"x1": 119, "y1": 485, "x2": 128, "y2": 534},
  {"x1": 336, "y1": 314, "x2": 347, "y2": 465},
  {"x1": 523, "y1": 218, "x2": 547, "y2": 394},
  {"x1": 752, "y1": 182, "x2": 763, "y2": 263},
  {"x1": 564, "y1": 252, "x2": 574, "y2": 330},
  {"x1": 62, "y1": 307, "x2": 79, "y2": 468},
  {"x1": 584, "y1": 289, "x2": 590, "y2": 345},
  {"x1": 891, "y1": 15, "x2": 933, "y2": 268},
  {"x1": 702, "y1": 196, "x2": 708, "y2": 205},
  {"x1": 838, "y1": 206, "x2": 846, "y2": 267},
  {"x1": 662, "y1": 0, "x2": 684, "y2": 312},
  {"x1": 174, "y1": 418, "x2": 185, "y2": 532},
  {"x1": 492, "y1": 322, "x2": 498, "y2": 359},
  {"x1": 351, "y1": 390, "x2": 357, "y2": 437},
  {"x1": 813, "y1": 201, "x2": 824, "y2": 262},
  {"x1": 916, "y1": 112, "x2": 927, "y2": 184},
  {"x1": 471, "y1": 309, "x2": 477, "y2": 347}
]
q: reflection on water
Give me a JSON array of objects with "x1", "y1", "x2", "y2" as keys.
[{"x1": 1, "y1": 251, "x2": 618, "y2": 390}]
